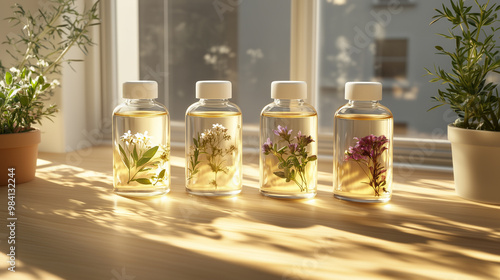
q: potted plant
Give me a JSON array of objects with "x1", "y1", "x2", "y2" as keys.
[
  {"x1": 0, "y1": 0, "x2": 100, "y2": 184},
  {"x1": 427, "y1": 0, "x2": 500, "y2": 204}
]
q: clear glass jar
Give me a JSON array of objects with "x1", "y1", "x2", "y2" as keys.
[
  {"x1": 185, "y1": 81, "x2": 242, "y2": 196},
  {"x1": 112, "y1": 81, "x2": 170, "y2": 197},
  {"x1": 333, "y1": 82, "x2": 393, "y2": 203},
  {"x1": 260, "y1": 81, "x2": 318, "y2": 199}
]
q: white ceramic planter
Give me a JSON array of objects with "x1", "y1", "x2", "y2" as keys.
[{"x1": 448, "y1": 125, "x2": 500, "y2": 204}]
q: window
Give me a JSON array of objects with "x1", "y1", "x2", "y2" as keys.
[
  {"x1": 137, "y1": 0, "x2": 291, "y2": 125},
  {"x1": 374, "y1": 38, "x2": 408, "y2": 80},
  {"x1": 107, "y1": 0, "x2": 453, "y2": 166},
  {"x1": 319, "y1": 0, "x2": 452, "y2": 140}
]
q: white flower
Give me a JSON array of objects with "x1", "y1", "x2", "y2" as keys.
[
  {"x1": 143, "y1": 131, "x2": 152, "y2": 142},
  {"x1": 212, "y1": 123, "x2": 225, "y2": 130},
  {"x1": 9, "y1": 67, "x2": 20, "y2": 74},
  {"x1": 133, "y1": 132, "x2": 144, "y2": 144},
  {"x1": 200, "y1": 133, "x2": 206, "y2": 139},
  {"x1": 23, "y1": 24, "x2": 29, "y2": 30},
  {"x1": 37, "y1": 60, "x2": 49, "y2": 67},
  {"x1": 29, "y1": 66, "x2": 36, "y2": 72},
  {"x1": 50, "y1": 79, "x2": 61, "y2": 89},
  {"x1": 120, "y1": 130, "x2": 132, "y2": 143},
  {"x1": 0, "y1": 80, "x2": 5, "y2": 88}
]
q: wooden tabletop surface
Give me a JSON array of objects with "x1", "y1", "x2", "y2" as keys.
[{"x1": 1, "y1": 145, "x2": 499, "y2": 280}]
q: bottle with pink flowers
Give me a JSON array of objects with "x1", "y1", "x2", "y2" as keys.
[
  {"x1": 260, "y1": 81, "x2": 318, "y2": 199},
  {"x1": 333, "y1": 82, "x2": 393, "y2": 203}
]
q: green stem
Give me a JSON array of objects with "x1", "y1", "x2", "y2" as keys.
[{"x1": 18, "y1": 4, "x2": 66, "y2": 70}]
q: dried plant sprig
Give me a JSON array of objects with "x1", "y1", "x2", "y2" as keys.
[
  {"x1": 262, "y1": 125, "x2": 317, "y2": 192},
  {"x1": 118, "y1": 130, "x2": 169, "y2": 185},
  {"x1": 188, "y1": 123, "x2": 236, "y2": 188},
  {"x1": 345, "y1": 134, "x2": 389, "y2": 196}
]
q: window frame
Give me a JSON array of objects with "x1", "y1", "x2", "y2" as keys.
[{"x1": 102, "y1": 0, "x2": 452, "y2": 168}]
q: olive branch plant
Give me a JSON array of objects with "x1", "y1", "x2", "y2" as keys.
[
  {"x1": 0, "y1": 0, "x2": 100, "y2": 134},
  {"x1": 426, "y1": 0, "x2": 500, "y2": 131}
]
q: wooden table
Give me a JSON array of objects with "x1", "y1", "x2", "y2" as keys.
[{"x1": 1, "y1": 145, "x2": 499, "y2": 279}]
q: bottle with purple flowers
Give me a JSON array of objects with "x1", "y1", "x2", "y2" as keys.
[
  {"x1": 260, "y1": 81, "x2": 318, "y2": 199},
  {"x1": 333, "y1": 82, "x2": 393, "y2": 203}
]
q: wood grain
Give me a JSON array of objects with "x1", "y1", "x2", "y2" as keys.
[{"x1": 1, "y1": 145, "x2": 499, "y2": 280}]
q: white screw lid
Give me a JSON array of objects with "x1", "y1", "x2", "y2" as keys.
[
  {"x1": 271, "y1": 81, "x2": 307, "y2": 99},
  {"x1": 123, "y1": 81, "x2": 158, "y2": 99},
  {"x1": 196, "y1": 80, "x2": 232, "y2": 99},
  {"x1": 345, "y1": 82, "x2": 382, "y2": 101}
]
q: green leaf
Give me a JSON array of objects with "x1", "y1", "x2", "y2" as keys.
[
  {"x1": 5, "y1": 72, "x2": 12, "y2": 85},
  {"x1": 118, "y1": 144, "x2": 130, "y2": 169},
  {"x1": 133, "y1": 178, "x2": 151, "y2": 185},
  {"x1": 20, "y1": 95, "x2": 29, "y2": 106},
  {"x1": 157, "y1": 169, "x2": 166, "y2": 180},
  {"x1": 132, "y1": 146, "x2": 138, "y2": 162},
  {"x1": 136, "y1": 146, "x2": 159, "y2": 166},
  {"x1": 289, "y1": 156, "x2": 300, "y2": 167},
  {"x1": 273, "y1": 171, "x2": 286, "y2": 179},
  {"x1": 307, "y1": 155, "x2": 317, "y2": 161}
]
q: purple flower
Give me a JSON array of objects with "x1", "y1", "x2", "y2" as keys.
[
  {"x1": 262, "y1": 138, "x2": 273, "y2": 155},
  {"x1": 296, "y1": 131, "x2": 314, "y2": 147},
  {"x1": 273, "y1": 125, "x2": 292, "y2": 140},
  {"x1": 288, "y1": 143, "x2": 299, "y2": 154},
  {"x1": 344, "y1": 134, "x2": 389, "y2": 196}
]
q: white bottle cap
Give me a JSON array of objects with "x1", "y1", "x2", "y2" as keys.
[
  {"x1": 123, "y1": 81, "x2": 158, "y2": 99},
  {"x1": 345, "y1": 82, "x2": 382, "y2": 101},
  {"x1": 196, "y1": 80, "x2": 232, "y2": 99},
  {"x1": 271, "y1": 81, "x2": 307, "y2": 99}
]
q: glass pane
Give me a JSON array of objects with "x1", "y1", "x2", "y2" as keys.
[
  {"x1": 139, "y1": 0, "x2": 291, "y2": 124},
  {"x1": 375, "y1": 39, "x2": 407, "y2": 57},
  {"x1": 319, "y1": 0, "x2": 453, "y2": 138}
]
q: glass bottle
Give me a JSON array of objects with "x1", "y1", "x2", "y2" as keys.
[
  {"x1": 260, "y1": 81, "x2": 318, "y2": 199},
  {"x1": 112, "y1": 81, "x2": 170, "y2": 197},
  {"x1": 333, "y1": 82, "x2": 393, "y2": 203},
  {"x1": 185, "y1": 81, "x2": 242, "y2": 196}
]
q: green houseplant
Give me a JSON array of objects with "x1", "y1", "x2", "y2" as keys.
[
  {"x1": 427, "y1": 0, "x2": 500, "y2": 204},
  {"x1": 0, "y1": 0, "x2": 100, "y2": 184}
]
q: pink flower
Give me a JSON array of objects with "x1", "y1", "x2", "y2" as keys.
[{"x1": 344, "y1": 134, "x2": 389, "y2": 196}]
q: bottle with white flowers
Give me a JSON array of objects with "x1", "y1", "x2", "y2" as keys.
[
  {"x1": 185, "y1": 81, "x2": 242, "y2": 196},
  {"x1": 112, "y1": 81, "x2": 170, "y2": 197}
]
